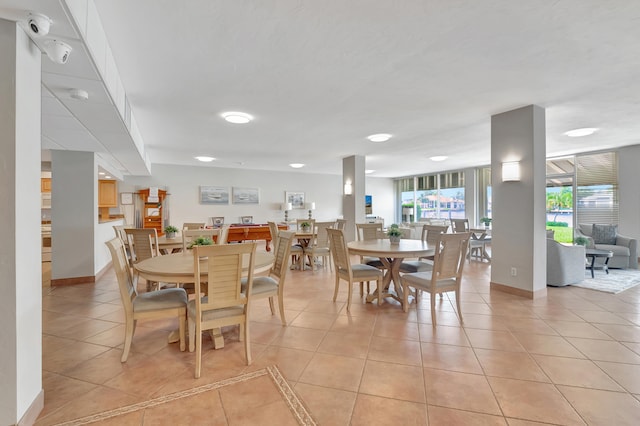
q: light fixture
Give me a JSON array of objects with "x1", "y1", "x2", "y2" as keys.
[
  {"x1": 44, "y1": 40, "x2": 72, "y2": 64},
  {"x1": 221, "y1": 111, "x2": 253, "y2": 124},
  {"x1": 502, "y1": 161, "x2": 521, "y2": 182},
  {"x1": 344, "y1": 181, "x2": 353, "y2": 195},
  {"x1": 98, "y1": 172, "x2": 105, "y2": 175},
  {"x1": 564, "y1": 128, "x2": 598, "y2": 137},
  {"x1": 367, "y1": 133, "x2": 392, "y2": 142},
  {"x1": 27, "y1": 12, "x2": 52, "y2": 37},
  {"x1": 429, "y1": 156, "x2": 448, "y2": 162},
  {"x1": 365, "y1": 170, "x2": 375, "y2": 174},
  {"x1": 306, "y1": 202, "x2": 316, "y2": 219},
  {"x1": 289, "y1": 163, "x2": 305, "y2": 168},
  {"x1": 195, "y1": 156, "x2": 215, "y2": 162},
  {"x1": 69, "y1": 88, "x2": 88, "y2": 100},
  {"x1": 281, "y1": 202, "x2": 293, "y2": 222}
]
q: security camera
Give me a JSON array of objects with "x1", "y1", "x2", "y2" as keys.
[
  {"x1": 44, "y1": 40, "x2": 72, "y2": 65},
  {"x1": 27, "y1": 13, "x2": 51, "y2": 37}
]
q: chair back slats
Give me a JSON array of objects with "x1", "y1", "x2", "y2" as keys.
[
  {"x1": 183, "y1": 222, "x2": 206, "y2": 230},
  {"x1": 356, "y1": 223, "x2": 383, "y2": 241},
  {"x1": 312, "y1": 221, "x2": 333, "y2": 249},
  {"x1": 422, "y1": 224, "x2": 449, "y2": 245},
  {"x1": 433, "y1": 232, "x2": 470, "y2": 281},
  {"x1": 450, "y1": 219, "x2": 470, "y2": 233},
  {"x1": 335, "y1": 219, "x2": 347, "y2": 230},
  {"x1": 327, "y1": 228, "x2": 350, "y2": 273},
  {"x1": 218, "y1": 225, "x2": 230, "y2": 244},
  {"x1": 182, "y1": 228, "x2": 219, "y2": 251},
  {"x1": 105, "y1": 238, "x2": 136, "y2": 310},
  {"x1": 272, "y1": 231, "x2": 294, "y2": 280},
  {"x1": 194, "y1": 242, "x2": 256, "y2": 311},
  {"x1": 267, "y1": 221, "x2": 280, "y2": 253},
  {"x1": 124, "y1": 228, "x2": 159, "y2": 263}
]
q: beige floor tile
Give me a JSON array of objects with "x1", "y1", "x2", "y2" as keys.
[
  {"x1": 294, "y1": 382, "x2": 356, "y2": 426},
  {"x1": 317, "y1": 330, "x2": 371, "y2": 359},
  {"x1": 420, "y1": 342, "x2": 483, "y2": 374},
  {"x1": 330, "y1": 313, "x2": 377, "y2": 335},
  {"x1": 42, "y1": 341, "x2": 111, "y2": 374},
  {"x1": 595, "y1": 361, "x2": 640, "y2": 393},
  {"x1": 488, "y1": 377, "x2": 584, "y2": 425},
  {"x1": 567, "y1": 337, "x2": 640, "y2": 363},
  {"x1": 367, "y1": 335, "x2": 422, "y2": 366},
  {"x1": 419, "y1": 324, "x2": 471, "y2": 346},
  {"x1": 533, "y1": 354, "x2": 624, "y2": 391},
  {"x1": 359, "y1": 360, "x2": 426, "y2": 403},
  {"x1": 546, "y1": 320, "x2": 614, "y2": 339},
  {"x1": 269, "y1": 325, "x2": 327, "y2": 351},
  {"x1": 593, "y1": 323, "x2": 640, "y2": 342},
  {"x1": 558, "y1": 385, "x2": 640, "y2": 426},
  {"x1": 143, "y1": 389, "x2": 226, "y2": 425},
  {"x1": 424, "y1": 368, "x2": 501, "y2": 415},
  {"x1": 373, "y1": 317, "x2": 420, "y2": 340},
  {"x1": 474, "y1": 349, "x2": 550, "y2": 382},
  {"x1": 290, "y1": 311, "x2": 338, "y2": 330},
  {"x1": 458, "y1": 313, "x2": 509, "y2": 331},
  {"x1": 219, "y1": 374, "x2": 282, "y2": 415},
  {"x1": 428, "y1": 405, "x2": 508, "y2": 425},
  {"x1": 572, "y1": 309, "x2": 634, "y2": 325},
  {"x1": 350, "y1": 394, "x2": 427, "y2": 426},
  {"x1": 464, "y1": 329, "x2": 525, "y2": 352},
  {"x1": 298, "y1": 352, "x2": 365, "y2": 391},
  {"x1": 512, "y1": 332, "x2": 586, "y2": 358},
  {"x1": 226, "y1": 399, "x2": 299, "y2": 425},
  {"x1": 248, "y1": 345, "x2": 314, "y2": 382}
]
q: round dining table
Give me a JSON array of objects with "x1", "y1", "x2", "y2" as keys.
[
  {"x1": 347, "y1": 239, "x2": 434, "y2": 304},
  {"x1": 155, "y1": 234, "x2": 184, "y2": 254},
  {"x1": 134, "y1": 250, "x2": 274, "y2": 349}
]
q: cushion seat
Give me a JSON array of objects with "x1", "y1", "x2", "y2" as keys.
[
  {"x1": 400, "y1": 260, "x2": 433, "y2": 273},
  {"x1": 133, "y1": 288, "x2": 188, "y2": 312}
]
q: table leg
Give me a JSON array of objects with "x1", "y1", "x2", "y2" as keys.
[
  {"x1": 365, "y1": 257, "x2": 403, "y2": 304},
  {"x1": 589, "y1": 256, "x2": 596, "y2": 278},
  {"x1": 604, "y1": 256, "x2": 610, "y2": 275},
  {"x1": 210, "y1": 328, "x2": 225, "y2": 349}
]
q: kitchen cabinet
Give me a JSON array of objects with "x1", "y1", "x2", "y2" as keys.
[
  {"x1": 41, "y1": 178, "x2": 51, "y2": 192},
  {"x1": 98, "y1": 180, "x2": 117, "y2": 207}
]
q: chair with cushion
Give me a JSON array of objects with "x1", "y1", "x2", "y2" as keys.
[
  {"x1": 217, "y1": 225, "x2": 230, "y2": 244},
  {"x1": 183, "y1": 222, "x2": 206, "y2": 230},
  {"x1": 450, "y1": 218, "x2": 470, "y2": 233},
  {"x1": 242, "y1": 231, "x2": 293, "y2": 325},
  {"x1": 334, "y1": 219, "x2": 347, "y2": 230},
  {"x1": 401, "y1": 232, "x2": 470, "y2": 326},
  {"x1": 305, "y1": 221, "x2": 334, "y2": 271},
  {"x1": 400, "y1": 224, "x2": 449, "y2": 274},
  {"x1": 269, "y1": 221, "x2": 304, "y2": 269},
  {"x1": 188, "y1": 242, "x2": 257, "y2": 378},
  {"x1": 355, "y1": 222, "x2": 386, "y2": 294},
  {"x1": 547, "y1": 238, "x2": 586, "y2": 286},
  {"x1": 576, "y1": 223, "x2": 638, "y2": 269},
  {"x1": 182, "y1": 228, "x2": 219, "y2": 251},
  {"x1": 125, "y1": 228, "x2": 161, "y2": 291},
  {"x1": 105, "y1": 238, "x2": 187, "y2": 362},
  {"x1": 327, "y1": 228, "x2": 384, "y2": 312}
]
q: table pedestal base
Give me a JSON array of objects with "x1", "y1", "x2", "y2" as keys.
[{"x1": 365, "y1": 257, "x2": 404, "y2": 304}]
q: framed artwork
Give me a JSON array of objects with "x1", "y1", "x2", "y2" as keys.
[
  {"x1": 232, "y1": 187, "x2": 260, "y2": 204},
  {"x1": 285, "y1": 191, "x2": 305, "y2": 209},
  {"x1": 200, "y1": 186, "x2": 229, "y2": 204}
]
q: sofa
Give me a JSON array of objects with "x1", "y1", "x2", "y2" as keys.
[
  {"x1": 576, "y1": 223, "x2": 638, "y2": 269},
  {"x1": 547, "y1": 238, "x2": 586, "y2": 286}
]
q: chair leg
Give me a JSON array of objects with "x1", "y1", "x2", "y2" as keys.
[
  {"x1": 278, "y1": 292, "x2": 286, "y2": 326},
  {"x1": 431, "y1": 294, "x2": 437, "y2": 326},
  {"x1": 195, "y1": 322, "x2": 202, "y2": 379},
  {"x1": 121, "y1": 317, "x2": 135, "y2": 362},
  {"x1": 178, "y1": 310, "x2": 186, "y2": 352},
  {"x1": 376, "y1": 278, "x2": 382, "y2": 307},
  {"x1": 333, "y1": 275, "x2": 340, "y2": 302},
  {"x1": 244, "y1": 320, "x2": 252, "y2": 365},
  {"x1": 346, "y1": 280, "x2": 353, "y2": 312},
  {"x1": 455, "y1": 290, "x2": 463, "y2": 324},
  {"x1": 188, "y1": 317, "x2": 195, "y2": 352},
  {"x1": 268, "y1": 296, "x2": 275, "y2": 315},
  {"x1": 359, "y1": 282, "x2": 364, "y2": 297},
  {"x1": 402, "y1": 283, "x2": 410, "y2": 313}
]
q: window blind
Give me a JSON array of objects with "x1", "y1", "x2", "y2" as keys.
[{"x1": 575, "y1": 151, "x2": 618, "y2": 225}]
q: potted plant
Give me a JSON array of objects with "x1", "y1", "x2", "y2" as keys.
[
  {"x1": 480, "y1": 217, "x2": 492, "y2": 228},
  {"x1": 188, "y1": 236, "x2": 213, "y2": 249},
  {"x1": 300, "y1": 221, "x2": 311, "y2": 233},
  {"x1": 164, "y1": 225, "x2": 179, "y2": 239},
  {"x1": 574, "y1": 236, "x2": 589, "y2": 246},
  {"x1": 387, "y1": 223, "x2": 403, "y2": 244}
]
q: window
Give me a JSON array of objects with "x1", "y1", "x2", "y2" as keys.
[
  {"x1": 396, "y1": 172, "x2": 465, "y2": 222},
  {"x1": 576, "y1": 151, "x2": 618, "y2": 225}
]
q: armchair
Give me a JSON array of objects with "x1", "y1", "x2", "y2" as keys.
[
  {"x1": 547, "y1": 239, "x2": 586, "y2": 287},
  {"x1": 576, "y1": 224, "x2": 638, "y2": 269}
]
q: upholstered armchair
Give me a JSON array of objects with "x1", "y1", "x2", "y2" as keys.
[
  {"x1": 576, "y1": 224, "x2": 638, "y2": 269},
  {"x1": 547, "y1": 239, "x2": 586, "y2": 287}
]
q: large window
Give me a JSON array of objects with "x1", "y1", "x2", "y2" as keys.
[{"x1": 396, "y1": 172, "x2": 465, "y2": 222}]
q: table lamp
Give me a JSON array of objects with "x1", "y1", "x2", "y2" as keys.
[
  {"x1": 282, "y1": 202, "x2": 293, "y2": 222},
  {"x1": 306, "y1": 202, "x2": 315, "y2": 219}
]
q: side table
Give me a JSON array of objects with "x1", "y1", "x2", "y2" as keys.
[{"x1": 585, "y1": 248, "x2": 613, "y2": 278}]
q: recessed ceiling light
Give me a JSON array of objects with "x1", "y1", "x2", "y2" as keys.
[
  {"x1": 105, "y1": 175, "x2": 111, "y2": 179},
  {"x1": 69, "y1": 88, "x2": 89, "y2": 101},
  {"x1": 221, "y1": 111, "x2": 253, "y2": 124},
  {"x1": 195, "y1": 156, "x2": 215, "y2": 162},
  {"x1": 564, "y1": 128, "x2": 598, "y2": 137},
  {"x1": 365, "y1": 170, "x2": 375, "y2": 174},
  {"x1": 98, "y1": 172, "x2": 105, "y2": 175},
  {"x1": 367, "y1": 133, "x2": 392, "y2": 142},
  {"x1": 289, "y1": 163, "x2": 305, "y2": 168},
  {"x1": 430, "y1": 156, "x2": 448, "y2": 162}
]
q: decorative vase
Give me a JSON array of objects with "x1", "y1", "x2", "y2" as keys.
[
  {"x1": 389, "y1": 235, "x2": 401, "y2": 244},
  {"x1": 302, "y1": 226, "x2": 310, "y2": 233},
  {"x1": 166, "y1": 232, "x2": 176, "y2": 239}
]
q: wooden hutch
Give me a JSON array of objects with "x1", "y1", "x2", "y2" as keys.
[{"x1": 138, "y1": 188, "x2": 167, "y2": 236}]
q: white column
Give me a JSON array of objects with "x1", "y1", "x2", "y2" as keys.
[
  {"x1": 342, "y1": 155, "x2": 365, "y2": 241},
  {"x1": 51, "y1": 150, "x2": 98, "y2": 284},
  {"x1": 490, "y1": 105, "x2": 547, "y2": 298},
  {"x1": 0, "y1": 19, "x2": 44, "y2": 425}
]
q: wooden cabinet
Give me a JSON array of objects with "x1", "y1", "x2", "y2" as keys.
[
  {"x1": 98, "y1": 180, "x2": 118, "y2": 207},
  {"x1": 41, "y1": 178, "x2": 51, "y2": 193},
  {"x1": 138, "y1": 188, "x2": 167, "y2": 236}
]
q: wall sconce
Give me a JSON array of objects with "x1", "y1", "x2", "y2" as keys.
[
  {"x1": 344, "y1": 181, "x2": 353, "y2": 195},
  {"x1": 281, "y1": 202, "x2": 293, "y2": 222},
  {"x1": 502, "y1": 161, "x2": 521, "y2": 182},
  {"x1": 306, "y1": 202, "x2": 316, "y2": 219}
]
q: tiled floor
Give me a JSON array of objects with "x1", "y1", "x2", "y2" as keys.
[{"x1": 37, "y1": 253, "x2": 640, "y2": 425}]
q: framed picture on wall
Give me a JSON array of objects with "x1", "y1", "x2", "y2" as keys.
[
  {"x1": 285, "y1": 191, "x2": 305, "y2": 209},
  {"x1": 232, "y1": 187, "x2": 260, "y2": 204},
  {"x1": 200, "y1": 186, "x2": 229, "y2": 204}
]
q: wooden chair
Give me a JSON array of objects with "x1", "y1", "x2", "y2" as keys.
[
  {"x1": 188, "y1": 242, "x2": 257, "y2": 378},
  {"x1": 125, "y1": 228, "x2": 160, "y2": 291},
  {"x1": 105, "y1": 238, "x2": 187, "y2": 362},
  {"x1": 113, "y1": 224, "x2": 134, "y2": 264},
  {"x1": 305, "y1": 221, "x2": 334, "y2": 271},
  {"x1": 355, "y1": 222, "x2": 386, "y2": 294},
  {"x1": 217, "y1": 225, "x2": 230, "y2": 244},
  {"x1": 268, "y1": 221, "x2": 303, "y2": 269},
  {"x1": 182, "y1": 228, "x2": 219, "y2": 251},
  {"x1": 334, "y1": 219, "x2": 347, "y2": 230},
  {"x1": 327, "y1": 229, "x2": 383, "y2": 312},
  {"x1": 183, "y1": 222, "x2": 205, "y2": 230},
  {"x1": 401, "y1": 232, "x2": 471, "y2": 326},
  {"x1": 242, "y1": 231, "x2": 294, "y2": 325},
  {"x1": 297, "y1": 218, "x2": 316, "y2": 233},
  {"x1": 450, "y1": 218, "x2": 470, "y2": 233}
]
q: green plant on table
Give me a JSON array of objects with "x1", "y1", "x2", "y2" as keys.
[
  {"x1": 164, "y1": 225, "x2": 179, "y2": 233},
  {"x1": 480, "y1": 217, "x2": 492, "y2": 226},
  {"x1": 188, "y1": 236, "x2": 213, "y2": 248},
  {"x1": 387, "y1": 223, "x2": 403, "y2": 238},
  {"x1": 574, "y1": 236, "x2": 589, "y2": 246},
  {"x1": 300, "y1": 221, "x2": 311, "y2": 229}
]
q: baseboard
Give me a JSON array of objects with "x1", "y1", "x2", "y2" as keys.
[
  {"x1": 95, "y1": 260, "x2": 113, "y2": 281},
  {"x1": 17, "y1": 389, "x2": 44, "y2": 426},
  {"x1": 490, "y1": 281, "x2": 548, "y2": 299},
  {"x1": 51, "y1": 275, "x2": 95, "y2": 286}
]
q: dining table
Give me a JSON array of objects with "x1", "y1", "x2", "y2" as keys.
[
  {"x1": 134, "y1": 250, "x2": 274, "y2": 349},
  {"x1": 155, "y1": 234, "x2": 184, "y2": 254},
  {"x1": 469, "y1": 228, "x2": 491, "y2": 262},
  {"x1": 293, "y1": 231, "x2": 314, "y2": 270},
  {"x1": 347, "y1": 239, "x2": 434, "y2": 304}
]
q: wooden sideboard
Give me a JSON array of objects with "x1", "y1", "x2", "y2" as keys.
[{"x1": 227, "y1": 224, "x2": 287, "y2": 252}]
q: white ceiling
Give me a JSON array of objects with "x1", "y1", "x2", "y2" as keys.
[{"x1": 4, "y1": 1, "x2": 640, "y2": 178}]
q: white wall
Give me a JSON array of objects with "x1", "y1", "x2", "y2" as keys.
[
  {"x1": 121, "y1": 164, "x2": 394, "y2": 228},
  {"x1": 96, "y1": 219, "x2": 122, "y2": 272},
  {"x1": 618, "y1": 145, "x2": 640, "y2": 241}
]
